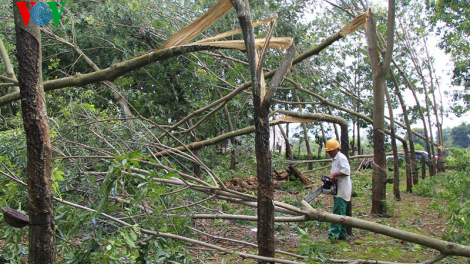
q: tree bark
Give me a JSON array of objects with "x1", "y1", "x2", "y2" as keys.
[
  {"x1": 394, "y1": 65, "x2": 430, "y2": 180},
  {"x1": 406, "y1": 46, "x2": 436, "y2": 176},
  {"x1": 285, "y1": 123, "x2": 293, "y2": 160},
  {"x1": 402, "y1": 140, "x2": 412, "y2": 193},
  {"x1": 397, "y1": 28, "x2": 437, "y2": 176},
  {"x1": 294, "y1": 91, "x2": 313, "y2": 169},
  {"x1": 389, "y1": 68, "x2": 418, "y2": 189},
  {"x1": 384, "y1": 81, "x2": 401, "y2": 201},
  {"x1": 424, "y1": 39, "x2": 445, "y2": 172},
  {"x1": 340, "y1": 124, "x2": 352, "y2": 235},
  {"x1": 230, "y1": 1, "x2": 286, "y2": 261},
  {"x1": 14, "y1": 4, "x2": 55, "y2": 263},
  {"x1": 328, "y1": 106, "x2": 340, "y2": 140},
  {"x1": 366, "y1": 2, "x2": 395, "y2": 215},
  {"x1": 357, "y1": 122, "x2": 361, "y2": 155}
]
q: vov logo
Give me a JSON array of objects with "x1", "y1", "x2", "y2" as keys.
[{"x1": 15, "y1": 2, "x2": 66, "y2": 26}]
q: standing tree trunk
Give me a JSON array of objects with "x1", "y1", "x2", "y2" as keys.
[
  {"x1": 291, "y1": 68, "x2": 313, "y2": 167},
  {"x1": 312, "y1": 103, "x2": 327, "y2": 156},
  {"x1": 389, "y1": 69, "x2": 416, "y2": 192},
  {"x1": 406, "y1": 50, "x2": 436, "y2": 177},
  {"x1": 340, "y1": 124, "x2": 352, "y2": 235},
  {"x1": 352, "y1": 120, "x2": 356, "y2": 156},
  {"x1": 390, "y1": 65, "x2": 419, "y2": 186},
  {"x1": 357, "y1": 121, "x2": 361, "y2": 155},
  {"x1": 384, "y1": 82, "x2": 401, "y2": 201},
  {"x1": 281, "y1": 123, "x2": 294, "y2": 160},
  {"x1": 424, "y1": 39, "x2": 445, "y2": 172},
  {"x1": 328, "y1": 106, "x2": 340, "y2": 140},
  {"x1": 395, "y1": 66, "x2": 430, "y2": 180},
  {"x1": 366, "y1": 1, "x2": 395, "y2": 215},
  {"x1": 402, "y1": 140, "x2": 412, "y2": 191},
  {"x1": 14, "y1": 3, "x2": 55, "y2": 263},
  {"x1": 230, "y1": 1, "x2": 295, "y2": 261},
  {"x1": 398, "y1": 29, "x2": 437, "y2": 176},
  {"x1": 294, "y1": 91, "x2": 313, "y2": 169}
]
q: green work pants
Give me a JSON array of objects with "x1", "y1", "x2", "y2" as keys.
[{"x1": 328, "y1": 197, "x2": 348, "y2": 239}]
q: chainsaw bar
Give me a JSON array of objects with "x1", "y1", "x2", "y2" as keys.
[{"x1": 303, "y1": 186, "x2": 322, "y2": 203}]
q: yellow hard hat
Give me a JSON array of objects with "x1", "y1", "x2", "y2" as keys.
[{"x1": 325, "y1": 139, "x2": 340, "y2": 151}]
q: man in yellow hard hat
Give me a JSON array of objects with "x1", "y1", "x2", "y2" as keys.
[{"x1": 325, "y1": 138, "x2": 351, "y2": 240}]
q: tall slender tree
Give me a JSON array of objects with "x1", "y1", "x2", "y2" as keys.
[{"x1": 366, "y1": 0, "x2": 396, "y2": 215}]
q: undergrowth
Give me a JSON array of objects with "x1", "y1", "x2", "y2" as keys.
[
  {"x1": 414, "y1": 148, "x2": 470, "y2": 245},
  {"x1": 414, "y1": 171, "x2": 470, "y2": 245}
]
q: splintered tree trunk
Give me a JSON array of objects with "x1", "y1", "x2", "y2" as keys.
[
  {"x1": 229, "y1": 1, "x2": 275, "y2": 261},
  {"x1": 366, "y1": 3, "x2": 395, "y2": 215},
  {"x1": 14, "y1": 4, "x2": 55, "y2": 263}
]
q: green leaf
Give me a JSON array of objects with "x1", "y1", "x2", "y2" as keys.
[
  {"x1": 52, "y1": 170, "x2": 65, "y2": 181},
  {"x1": 120, "y1": 232, "x2": 136, "y2": 247},
  {"x1": 163, "y1": 171, "x2": 178, "y2": 179},
  {"x1": 52, "y1": 182, "x2": 62, "y2": 200}
]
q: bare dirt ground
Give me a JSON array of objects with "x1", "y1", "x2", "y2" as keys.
[{"x1": 189, "y1": 182, "x2": 469, "y2": 264}]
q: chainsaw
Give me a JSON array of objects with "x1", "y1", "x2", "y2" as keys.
[{"x1": 303, "y1": 175, "x2": 337, "y2": 203}]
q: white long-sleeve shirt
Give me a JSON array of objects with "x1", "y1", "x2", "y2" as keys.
[{"x1": 330, "y1": 152, "x2": 352, "y2": 202}]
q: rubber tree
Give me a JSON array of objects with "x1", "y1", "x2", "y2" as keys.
[
  {"x1": 394, "y1": 63, "x2": 431, "y2": 179},
  {"x1": 294, "y1": 91, "x2": 313, "y2": 169},
  {"x1": 424, "y1": 38, "x2": 446, "y2": 172},
  {"x1": 399, "y1": 24, "x2": 436, "y2": 176},
  {"x1": 384, "y1": 80, "x2": 401, "y2": 200},
  {"x1": 14, "y1": 3, "x2": 55, "y2": 263},
  {"x1": 375, "y1": 29, "x2": 417, "y2": 190},
  {"x1": 389, "y1": 68, "x2": 415, "y2": 192},
  {"x1": 229, "y1": 0, "x2": 296, "y2": 260},
  {"x1": 366, "y1": 0, "x2": 396, "y2": 215}
]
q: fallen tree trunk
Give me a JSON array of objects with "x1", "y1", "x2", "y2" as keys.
[
  {"x1": 300, "y1": 201, "x2": 470, "y2": 258},
  {"x1": 288, "y1": 165, "x2": 310, "y2": 184}
]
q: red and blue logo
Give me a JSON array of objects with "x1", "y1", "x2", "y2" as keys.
[{"x1": 16, "y1": 2, "x2": 66, "y2": 26}]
